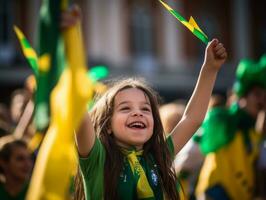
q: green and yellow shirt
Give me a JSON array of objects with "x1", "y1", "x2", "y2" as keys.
[{"x1": 79, "y1": 137, "x2": 175, "y2": 200}]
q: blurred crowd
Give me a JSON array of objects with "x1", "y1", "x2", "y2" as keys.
[
  {"x1": 0, "y1": 55, "x2": 266, "y2": 200},
  {"x1": 0, "y1": 76, "x2": 34, "y2": 199}
]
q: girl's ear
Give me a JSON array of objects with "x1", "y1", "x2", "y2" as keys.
[
  {"x1": 107, "y1": 122, "x2": 112, "y2": 134},
  {"x1": 107, "y1": 128, "x2": 112, "y2": 135}
]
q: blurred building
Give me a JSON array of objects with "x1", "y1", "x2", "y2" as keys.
[{"x1": 0, "y1": 0, "x2": 265, "y2": 103}]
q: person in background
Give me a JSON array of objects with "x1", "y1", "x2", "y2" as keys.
[
  {"x1": 0, "y1": 136, "x2": 33, "y2": 200},
  {"x1": 9, "y1": 89, "x2": 31, "y2": 127},
  {"x1": 161, "y1": 95, "x2": 225, "y2": 200},
  {"x1": 9, "y1": 80, "x2": 35, "y2": 141},
  {"x1": 195, "y1": 55, "x2": 266, "y2": 200},
  {"x1": 0, "y1": 104, "x2": 13, "y2": 138},
  {"x1": 159, "y1": 101, "x2": 186, "y2": 135},
  {"x1": 159, "y1": 101, "x2": 188, "y2": 199},
  {"x1": 255, "y1": 89, "x2": 266, "y2": 199}
]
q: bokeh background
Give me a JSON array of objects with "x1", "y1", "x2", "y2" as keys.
[{"x1": 1, "y1": 0, "x2": 266, "y2": 104}]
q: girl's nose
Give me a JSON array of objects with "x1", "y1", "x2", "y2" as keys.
[{"x1": 131, "y1": 111, "x2": 143, "y2": 117}]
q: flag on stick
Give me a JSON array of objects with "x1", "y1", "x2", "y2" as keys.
[{"x1": 159, "y1": 0, "x2": 209, "y2": 44}]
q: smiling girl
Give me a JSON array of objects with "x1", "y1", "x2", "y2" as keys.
[
  {"x1": 74, "y1": 38, "x2": 227, "y2": 200},
  {"x1": 61, "y1": 5, "x2": 227, "y2": 200}
]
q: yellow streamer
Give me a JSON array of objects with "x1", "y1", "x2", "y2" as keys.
[{"x1": 26, "y1": 22, "x2": 93, "y2": 200}]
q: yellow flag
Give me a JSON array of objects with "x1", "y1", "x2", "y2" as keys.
[{"x1": 26, "y1": 21, "x2": 93, "y2": 200}]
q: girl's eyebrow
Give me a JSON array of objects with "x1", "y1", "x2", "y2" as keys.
[
  {"x1": 117, "y1": 101, "x2": 151, "y2": 107},
  {"x1": 116, "y1": 101, "x2": 130, "y2": 107}
]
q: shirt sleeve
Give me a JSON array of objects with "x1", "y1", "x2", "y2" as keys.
[
  {"x1": 79, "y1": 138, "x2": 105, "y2": 177},
  {"x1": 166, "y1": 136, "x2": 175, "y2": 159},
  {"x1": 79, "y1": 138, "x2": 105, "y2": 199}
]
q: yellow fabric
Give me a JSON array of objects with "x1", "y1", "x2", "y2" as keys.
[
  {"x1": 188, "y1": 16, "x2": 208, "y2": 38},
  {"x1": 28, "y1": 132, "x2": 44, "y2": 153},
  {"x1": 196, "y1": 130, "x2": 261, "y2": 200},
  {"x1": 159, "y1": 0, "x2": 172, "y2": 11},
  {"x1": 122, "y1": 149, "x2": 155, "y2": 199},
  {"x1": 93, "y1": 82, "x2": 108, "y2": 94},
  {"x1": 179, "y1": 178, "x2": 188, "y2": 200},
  {"x1": 180, "y1": 21, "x2": 194, "y2": 33},
  {"x1": 38, "y1": 54, "x2": 51, "y2": 72},
  {"x1": 26, "y1": 22, "x2": 93, "y2": 200},
  {"x1": 13, "y1": 26, "x2": 39, "y2": 62}
]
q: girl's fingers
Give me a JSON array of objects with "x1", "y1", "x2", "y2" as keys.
[
  {"x1": 218, "y1": 51, "x2": 227, "y2": 59},
  {"x1": 213, "y1": 42, "x2": 227, "y2": 59},
  {"x1": 208, "y1": 39, "x2": 218, "y2": 49},
  {"x1": 214, "y1": 43, "x2": 224, "y2": 51},
  {"x1": 60, "y1": 4, "x2": 81, "y2": 29},
  {"x1": 60, "y1": 18, "x2": 77, "y2": 29},
  {"x1": 60, "y1": 13, "x2": 79, "y2": 29},
  {"x1": 216, "y1": 47, "x2": 226, "y2": 56},
  {"x1": 215, "y1": 49, "x2": 227, "y2": 59},
  {"x1": 71, "y1": 4, "x2": 81, "y2": 18}
]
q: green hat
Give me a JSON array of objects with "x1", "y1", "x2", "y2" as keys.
[{"x1": 233, "y1": 54, "x2": 266, "y2": 97}]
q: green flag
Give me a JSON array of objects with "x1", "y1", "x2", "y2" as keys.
[{"x1": 34, "y1": 0, "x2": 66, "y2": 131}]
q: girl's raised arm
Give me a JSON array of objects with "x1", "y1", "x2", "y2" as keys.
[
  {"x1": 76, "y1": 113, "x2": 95, "y2": 157},
  {"x1": 170, "y1": 39, "x2": 227, "y2": 155}
]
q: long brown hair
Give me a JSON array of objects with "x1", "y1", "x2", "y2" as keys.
[{"x1": 75, "y1": 78, "x2": 179, "y2": 200}]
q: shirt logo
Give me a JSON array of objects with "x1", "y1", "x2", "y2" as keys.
[{"x1": 151, "y1": 169, "x2": 158, "y2": 186}]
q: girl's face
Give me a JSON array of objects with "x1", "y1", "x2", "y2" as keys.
[{"x1": 110, "y1": 88, "x2": 154, "y2": 150}]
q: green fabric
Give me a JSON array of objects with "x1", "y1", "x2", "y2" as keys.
[
  {"x1": 120, "y1": 148, "x2": 155, "y2": 199},
  {"x1": 33, "y1": 0, "x2": 66, "y2": 131},
  {"x1": 178, "y1": 170, "x2": 190, "y2": 179},
  {"x1": 166, "y1": 135, "x2": 175, "y2": 157},
  {"x1": 194, "y1": 103, "x2": 256, "y2": 155},
  {"x1": 16, "y1": 34, "x2": 38, "y2": 75},
  {"x1": 233, "y1": 54, "x2": 266, "y2": 97},
  {"x1": 118, "y1": 152, "x2": 163, "y2": 200},
  {"x1": 0, "y1": 182, "x2": 28, "y2": 200},
  {"x1": 79, "y1": 139, "x2": 105, "y2": 200},
  {"x1": 87, "y1": 66, "x2": 109, "y2": 82},
  {"x1": 192, "y1": 27, "x2": 209, "y2": 45},
  {"x1": 79, "y1": 137, "x2": 175, "y2": 200}
]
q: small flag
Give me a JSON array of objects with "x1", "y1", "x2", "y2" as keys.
[
  {"x1": 159, "y1": 0, "x2": 209, "y2": 44},
  {"x1": 13, "y1": 26, "x2": 39, "y2": 76}
]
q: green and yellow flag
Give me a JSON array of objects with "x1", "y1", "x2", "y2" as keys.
[
  {"x1": 13, "y1": 26, "x2": 39, "y2": 76},
  {"x1": 159, "y1": 0, "x2": 209, "y2": 44},
  {"x1": 14, "y1": 0, "x2": 65, "y2": 132},
  {"x1": 14, "y1": 1, "x2": 107, "y2": 199},
  {"x1": 26, "y1": 5, "x2": 93, "y2": 200},
  {"x1": 33, "y1": 0, "x2": 66, "y2": 132}
]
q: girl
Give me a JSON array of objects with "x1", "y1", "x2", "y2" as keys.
[
  {"x1": 62, "y1": 5, "x2": 227, "y2": 200},
  {"x1": 75, "y1": 42, "x2": 226, "y2": 200}
]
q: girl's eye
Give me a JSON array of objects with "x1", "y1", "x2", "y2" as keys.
[
  {"x1": 142, "y1": 107, "x2": 151, "y2": 112},
  {"x1": 120, "y1": 107, "x2": 130, "y2": 111}
]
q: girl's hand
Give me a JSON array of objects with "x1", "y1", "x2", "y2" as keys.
[
  {"x1": 203, "y1": 39, "x2": 227, "y2": 72},
  {"x1": 60, "y1": 4, "x2": 81, "y2": 29}
]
